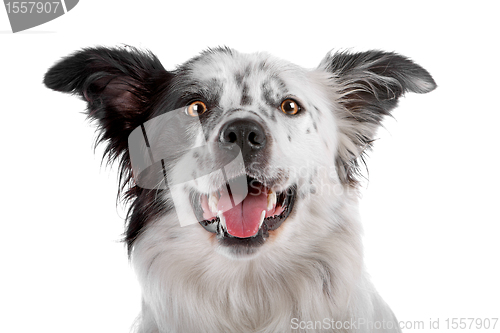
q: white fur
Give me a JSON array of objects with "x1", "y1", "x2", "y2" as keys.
[
  {"x1": 130, "y1": 51, "x2": 402, "y2": 332},
  {"x1": 45, "y1": 46, "x2": 434, "y2": 332}
]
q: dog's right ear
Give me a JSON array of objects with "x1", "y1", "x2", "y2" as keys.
[
  {"x1": 318, "y1": 50, "x2": 436, "y2": 186},
  {"x1": 44, "y1": 46, "x2": 172, "y2": 163}
]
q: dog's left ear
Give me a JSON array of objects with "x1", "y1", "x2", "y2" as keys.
[
  {"x1": 318, "y1": 50, "x2": 436, "y2": 185},
  {"x1": 44, "y1": 46, "x2": 172, "y2": 165}
]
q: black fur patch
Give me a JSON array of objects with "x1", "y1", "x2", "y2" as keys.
[
  {"x1": 234, "y1": 72, "x2": 244, "y2": 87},
  {"x1": 261, "y1": 80, "x2": 277, "y2": 107},
  {"x1": 44, "y1": 46, "x2": 175, "y2": 254},
  {"x1": 260, "y1": 76, "x2": 288, "y2": 107},
  {"x1": 240, "y1": 83, "x2": 253, "y2": 105}
]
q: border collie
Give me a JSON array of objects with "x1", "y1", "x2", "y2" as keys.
[{"x1": 44, "y1": 46, "x2": 436, "y2": 332}]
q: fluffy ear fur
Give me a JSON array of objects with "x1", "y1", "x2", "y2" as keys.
[
  {"x1": 44, "y1": 47, "x2": 173, "y2": 252},
  {"x1": 44, "y1": 46, "x2": 172, "y2": 171},
  {"x1": 319, "y1": 50, "x2": 437, "y2": 186}
]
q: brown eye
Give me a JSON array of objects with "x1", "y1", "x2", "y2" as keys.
[
  {"x1": 280, "y1": 99, "x2": 301, "y2": 115},
  {"x1": 185, "y1": 101, "x2": 207, "y2": 117}
]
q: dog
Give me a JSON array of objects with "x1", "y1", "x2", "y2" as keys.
[{"x1": 44, "y1": 46, "x2": 436, "y2": 332}]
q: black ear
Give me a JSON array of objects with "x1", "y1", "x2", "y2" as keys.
[
  {"x1": 319, "y1": 50, "x2": 436, "y2": 186},
  {"x1": 44, "y1": 46, "x2": 172, "y2": 166}
]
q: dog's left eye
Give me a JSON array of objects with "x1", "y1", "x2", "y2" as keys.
[
  {"x1": 280, "y1": 99, "x2": 301, "y2": 115},
  {"x1": 185, "y1": 101, "x2": 207, "y2": 117}
]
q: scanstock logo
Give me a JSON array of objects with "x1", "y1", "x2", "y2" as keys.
[{"x1": 3, "y1": 0, "x2": 79, "y2": 33}]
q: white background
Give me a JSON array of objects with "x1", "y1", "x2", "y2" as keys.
[{"x1": 1, "y1": 1, "x2": 499, "y2": 332}]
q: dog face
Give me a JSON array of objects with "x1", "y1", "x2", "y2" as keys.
[
  {"x1": 44, "y1": 47, "x2": 436, "y2": 260},
  {"x1": 44, "y1": 47, "x2": 435, "y2": 332},
  {"x1": 163, "y1": 49, "x2": 346, "y2": 258}
]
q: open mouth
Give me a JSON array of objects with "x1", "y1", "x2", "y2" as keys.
[{"x1": 193, "y1": 176, "x2": 296, "y2": 248}]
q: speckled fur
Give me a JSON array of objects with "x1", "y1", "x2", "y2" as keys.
[{"x1": 44, "y1": 47, "x2": 436, "y2": 333}]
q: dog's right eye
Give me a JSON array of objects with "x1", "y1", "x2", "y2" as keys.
[
  {"x1": 280, "y1": 99, "x2": 301, "y2": 115},
  {"x1": 185, "y1": 101, "x2": 207, "y2": 117}
]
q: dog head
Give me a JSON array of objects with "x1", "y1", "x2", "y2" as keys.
[{"x1": 44, "y1": 47, "x2": 436, "y2": 259}]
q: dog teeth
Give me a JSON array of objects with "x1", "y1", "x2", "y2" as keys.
[
  {"x1": 208, "y1": 192, "x2": 219, "y2": 215},
  {"x1": 267, "y1": 189, "x2": 276, "y2": 211},
  {"x1": 217, "y1": 210, "x2": 226, "y2": 231},
  {"x1": 259, "y1": 210, "x2": 266, "y2": 228}
]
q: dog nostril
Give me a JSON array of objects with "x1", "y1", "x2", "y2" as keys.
[
  {"x1": 227, "y1": 132, "x2": 238, "y2": 143},
  {"x1": 248, "y1": 131, "x2": 263, "y2": 146}
]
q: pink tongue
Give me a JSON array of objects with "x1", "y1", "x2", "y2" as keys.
[{"x1": 217, "y1": 186, "x2": 267, "y2": 238}]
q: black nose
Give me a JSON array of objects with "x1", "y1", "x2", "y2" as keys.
[{"x1": 219, "y1": 119, "x2": 267, "y2": 157}]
